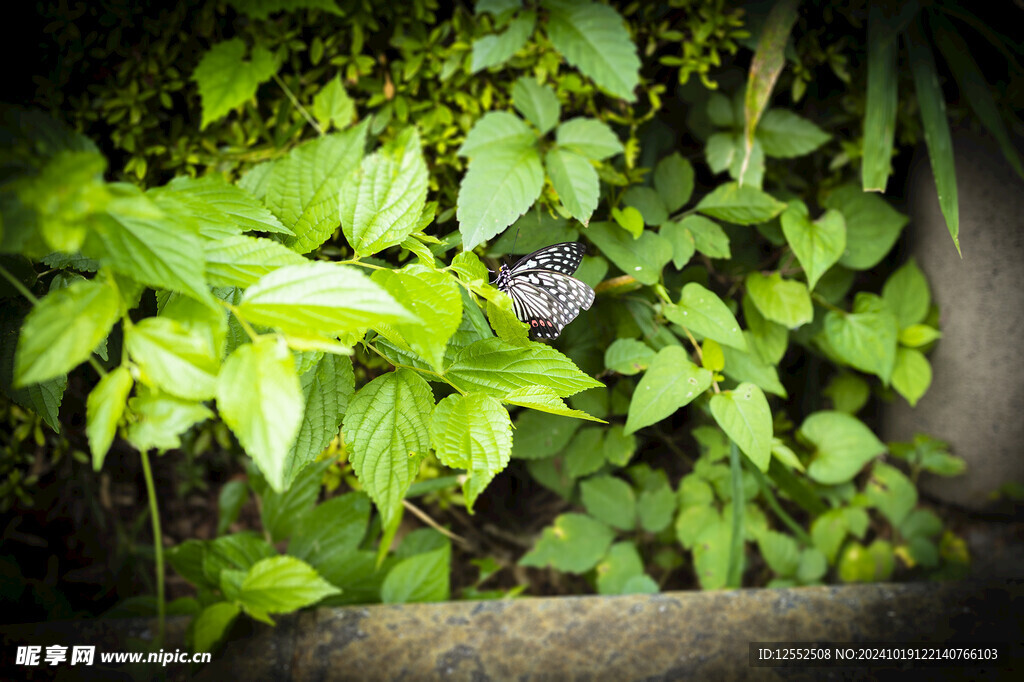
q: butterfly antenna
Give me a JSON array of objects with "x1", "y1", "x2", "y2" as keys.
[{"x1": 510, "y1": 224, "x2": 521, "y2": 258}]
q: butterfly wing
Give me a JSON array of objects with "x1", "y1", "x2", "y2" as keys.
[
  {"x1": 505, "y1": 270, "x2": 595, "y2": 339},
  {"x1": 508, "y1": 242, "x2": 586, "y2": 276}
]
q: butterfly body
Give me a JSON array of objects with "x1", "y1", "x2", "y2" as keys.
[{"x1": 495, "y1": 242, "x2": 595, "y2": 339}]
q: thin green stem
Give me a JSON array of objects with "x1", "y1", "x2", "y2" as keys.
[
  {"x1": 811, "y1": 292, "x2": 845, "y2": 314},
  {"x1": 366, "y1": 342, "x2": 465, "y2": 394},
  {"x1": 726, "y1": 441, "x2": 745, "y2": 588},
  {"x1": 273, "y1": 73, "x2": 324, "y2": 137},
  {"x1": 0, "y1": 263, "x2": 39, "y2": 305},
  {"x1": 751, "y1": 465, "x2": 813, "y2": 546},
  {"x1": 220, "y1": 300, "x2": 260, "y2": 342},
  {"x1": 139, "y1": 448, "x2": 166, "y2": 645},
  {"x1": 337, "y1": 259, "x2": 385, "y2": 270}
]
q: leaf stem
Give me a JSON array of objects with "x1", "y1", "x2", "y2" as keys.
[
  {"x1": 0, "y1": 263, "x2": 39, "y2": 305},
  {"x1": 810, "y1": 292, "x2": 845, "y2": 314},
  {"x1": 273, "y1": 73, "x2": 324, "y2": 137},
  {"x1": 751, "y1": 465, "x2": 813, "y2": 546},
  {"x1": 139, "y1": 448, "x2": 166, "y2": 645}
]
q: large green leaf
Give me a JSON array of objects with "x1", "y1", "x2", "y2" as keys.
[
  {"x1": 555, "y1": 117, "x2": 623, "y2": 161},
  {"x1": 430, "y1": 392, "x2": 512, "y2": 510},
  {"x1": 512, "y1": 76, "x2": 560, "y2": 134},
  {"x1": 237, "y1": 556, "x2": 340, "y2": 622},
  {"x1": 86, "y1": 366, "x2": 133, "y2": 470},
  {"x1": 881, "y1": 258, "x2": 930, "y2": 329},
  {"x1": 823, "y1": 185, "x2": 907, "y2": 270},
  {"x1": 801, "y1": 410, "x2": 886, "y2": 484},
  {"x1": 373, "y1": 266, "x2": 462, "y2": 371},
  {"x1": 288, "y1": 492, "x2": 370, "y2": 566},
  {"x1": 624, "y1": 346, "x2": 711, "y2": 435},
  {"x1": 14, "y1": 276, "x2": 119, "y2": 386},
  {"x1": 710, "y1": 383, "x2": 773, "y2": 471},
  {"x1": 543, "y1": 0, "x2": 640, "y2": 101},
  {"x1": 445, "y1": 337, "x2": 603, "y2": 397},
  {"x1": 545, "y1": 148, "x2": 598, "y2": 226},
  {"x1": 820, "y1": 293, "x2": 899, "y2": 385},
  {"x1": 238, "y1": 262, "x2": 415, "y2": 337},
  {"x1": 756, "y1": 109, "x2": 831, "y2": 158},
  {"x1": 745, "y1": 272, "x2": 813, "y2": 330},
  {"x1": 340, "y1": 127, "x2": 429, "y2": 256},
  {"x1": 125, "y1": 316, "x2": 220, "y2": 401},
  {"x1": 203, "y1": 235, "x2": 308, "y2": 289},
  {"x1": 263, "y1": 122, "x2": 369, "y2": 254},
  {"x1": 695, "y1": 182, "x2": 786, "y2": 225},
  {"x1": 283, "y1": 353, "x2": 354, "y2": 488},
  {"x1": 457, "y1": 145, "x2": 544, "y2": 250},
  {"x1": 342, "y1": 369, "x2": 434, "y2": 527},
  {"x1": 217, "y1": 337, "x2": 303, "y2": 491},
  {"x1": 664, "y1": 282, "x2": 746, "y2": 351},
  {"x1": 162, "y1": 175, "x2": 289, "y2": 236},
  {"x1": 519, "y1": 512, "x2": 615, "y2": 573},
  {"x1": 780, "y1": 201, "x2": 845, "y2": 291},
  {"x1": 585, "y1": 222, "x2": 671, "y2": 285},
  {"x1": 471, "y1": 11, "x2": 537, "y2": 73},
  {"x1": 191, "y1": 39, "x2": 279, "y2": 129},
  {"x1": 458, "y1": 111, "x2": 536, "y2": 159},
  {"x1": 381, "y1": 536, "x2": 451, "y2": 603}
]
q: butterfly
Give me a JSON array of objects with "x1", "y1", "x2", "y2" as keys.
[{"x1": 494, "y1": 242, "x2": 595, "y2": 339}]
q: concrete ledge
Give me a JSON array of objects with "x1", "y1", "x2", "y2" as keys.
[{"x1": 3, "y1": 581, "x2": 1022, "y2": 680}]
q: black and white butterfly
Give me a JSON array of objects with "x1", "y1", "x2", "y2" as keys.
[{"x1": 494, "y1": 242, "x2": 595, "y2": 339}]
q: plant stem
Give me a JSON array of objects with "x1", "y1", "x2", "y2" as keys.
[
  {"x1": 139, "y1": 448, "x2": 166, "y2": 645},
  {"x1": 0, "y1": 263, "x2": 39, "y2": 305},
  {"x1": 726, "y1": 440, "x2": 745, "y2": 588},
  {"x1": 751, "y1": 465, "x2": 813, "y2": 546},
  {"x1": 273, "y1": 73, "x2": 324, "y2": 136}
]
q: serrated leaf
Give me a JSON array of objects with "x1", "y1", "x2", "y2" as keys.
[
  {"x1": 654, "y1": 152, "x2": 694, "y2": 213},
  {"x1": 373, "y1": 266, "x2": 462, "y2": 371},
  {"x1": 637, "y1": 482, "x2": 676, "y2": 533},
  {"x1": 581, "y1": 475, "x2": 635, "y2": 530},
  {"x1": 745, "y1": 272, "x2": 813, "y2": 329},
  {"x1": 821, "y1": 293, "x2": 898, "y2": 385},
  {"x1": 891, "y1": 347, "x2": 931, "y2": 407},
  {"x1": 457, "y1": 145, "x2": 544, "y2": 250},
  {"x1": 664, "y1": 282, "x2": 746, "y2": 351},
  {"x1": 510, "y1": 408, "x2": 581, "y2": 459},
  {"x1": 555, "y1": 117, "x2": 623, "y2": 160},
  {"x1": 512, "y1": 76, "x2": 560, "y2": 134},
  {"x1": 545, "y1": 148, "x2": 598, "y2": 226},
  {"x1": 504, "y1": 385, "x2": 605, "y2": 422},
  {"x1": 823, "y1": 184, "x2": 907, "y2": 270},
  {"x1": 519, "y1": 512, "x2": 615, "y2": 573},
  {"x1": 125, "y1": 391, "x2": 213, "y2": 453},
  {"x1": 14, "y1": 277, "x2": 119, "y2": 386},
  {"x1": 125, "y1": 317, "x2": 220, "y2": 401},
  {"x1": 756, "y1": 109, "x2": 831, "y2": 158},
  {"x1": 445, "y1": 337, "x2": 602, "y2": 397},
  {"x1": 695, "y1": 182, "x2": 786, "y2": 225},
  {"x1": 86, "y1": 366, "x2": 133, "y2": 470},
  {"x1": 604, "y1": 338, "x2": 655, "y2": 376},
  {"x1": 263, "y1": 122, "x2": 369, "y2": 254},
  {"x1": 238, "y1": 556, "x2": 340, "y2": 620},
  {"x1": 217, "y1": 337, "x2": 302, "y2": 491},
  {"x1": 471, "y1": 11, "x2": 536, "y2": 73},
  {"x1": 780, "y1": 201, "x2": 845, "y2": 291},
  {"x1": 162, "y1": 175, "x2": 289, "y2": 236},
  {"x1": 311, "y1": 75, "x2": 355, "y2": 131},
  {"x1": 486, "y1": 294, "x2": 531, "y2": 346},
  {"x1": 625, "y1": 346, "x2": 711, "y2": 435},
  {"x1": 458, "y1": 111, "x2": 537, "y2": 160},
  {"x1": 430, "y1": 392, "x2": 512, "y2": 510},
  {"x1": 203, "y1": 235, "x2": 308, "y2": 288},
  {"x1": 342, "y1": 369, "x2": 434, "y2": 527},
  {"x1": 585, "y1": 221, "x2": 671, "y2": 285},
  {"x1": 881, "y1": 258, "x2": 930, "y2": 329},
  {"x1": 801, "y1": 410, "x2": 886, "y2": 484},
  {"x1": 192, "y1": 39, "x2": 279, "y2": 129},
  {"x1": 341, "y1": 127, "x2": 429, "y2": 256},
  {"x1": 238, "y1": 262, "x2": 415, "y2": 337},
  {"x1": 283, "y1": 353, "x2": 354, "y2": 487},
  {"x1": 544, "y1": 0, "x2": 640, "y2": 101},
  {"x1": 710, "y1": 383, "x2": 772, "y2": 471}
]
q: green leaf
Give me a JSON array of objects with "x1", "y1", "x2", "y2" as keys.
[
  {"x1": 585, "y1": 222, "x2": 671, "y2": 285},
  {"x1": 546, "y1": 148, "x2": 599, "y2": 226},
  {"x1": 471, "y1": 11, "x2": 536, "y2": 73},
  {"x1": 611, "y1": 206, "x2": 644, "y2": 238},
  {"x1": 192, "y1": 39, "x2": 279, "y2": 129},
  {"x1": 486, "y1": 295, "x2": 531, "y2": 346},
  {"x1": 381, "y1": 541, "x2": 450, "y2": 603},
  {"x1": 544, "y1": 0, "x2": 640, "y2": 101},
  {"x1": 311, "y1": 75, "x2": 355, "y2": 131},
  {"x1": 555, "y1": 117, "x2": 624, "y2": 160},
  {"x1": 284, "y1": 353, "x2": 354, "y2": 487},
  {"x1": 780, "y1": 201, "x2": 845, "y2": 291},
  {"x1": 742, "y1": 293, "x2": 787, "y2": 365},
  {"x1": 238, "y1": 262, "x2": 415, "y2": 337},
  {"x1": 695, "y1": 182, "x2": 786, "y2": 225},
  {"x1": 125, "y1": 391, "x2": 213, "y2": 453},
  {"x1": 756, "y1": 109, "x2": 831, "y2": 158},
  {"x1": 216, "y1": 480, "x2": 249, "y2": 536},
  {"x1": 891, "y1": 347, "x2": 931, "y2": 407},
  {"x1": 238, "y1": 556, "x2": 340, "y2": 620},
  {"x1": 519, "y1": 512, "x2": 615, "y2": 573},
  {"x1": 822, "y1": 372, "x2": 870, "y2": 414},
  {"x1": 898, "y1": 324, "x2": 941, "y2": 348},
  {"x1": 601, "y1": 424, "x2": 636, "y2": 466},
  {"x1": 161, "y1": 175, "x2": 289, "y2": 236},
  {"x1": 263, "y1": 122, "x2": 369, "y2": 254},
  {"x1": 216, "y1": 338, "x2": 303, "y2": 490},
  {"x1": 757, "y1": 530, "x2": 800, "y2": 577},
  {"x1": 226, "y1": 0, "x2": 343, "y2": 19},
  {"x1": 821, "y1": 293, "x2": 898, "y2": 384},
  {"x1": 862, "y1": 4, "x2": 900, "y2": 191},
  {"x1": 457, "y1": 145, "x2": 544, "y2": 250},
  {"x1": 622, "y1": 186, "x2": 668, "y2": 227},
  {"x1": 659, "y1": 220, "x2": 696, "y2": 270},
  {"x1": 430, "y1": 393, "x2": 512, "y2": 510},
  {"x1": 193, "y1": 602, "x2": 241, "y2": 653},
  {"x1": 510, "y1": 409, "x2": 582, "y2": 459},
  {"x1": 125, "y1": 317, "x2": 219, "y2": 401},
  {"x1": 721, "y1": 340, "x2": 788, "y2": 399},
  {"x1": 257, "y1": 459, "x2": 329, "y2": 543},
  {"x1": 596, "y1": 542, "x2": 646, "y2": 595},
  {"x1": 203, "y1": 235, "x2": 308, "y2": 289},
  {"x1": 823, "y1": 184, "x2": 908, "y2": 270},
  {"x1": 745, "y1": 272, "x2": 813, "y2": 330},
  {"x1": 85, "y1": 195, "x2": 212, "y2": 305},
  {"x1": 503, "y1": 386, "x2": 605, "y2": 422},
  {"x1": 710, "y1": 383, "x2": 773, "y2": 471},
  {"x1": 881, "y1": 258, "x2": 930, "y2": 329},
  {"x1": 604, "y1": 338, "x2": 655, "y2": 376},
  {"x1": 512, "y1": 76, "x2": 560, "y2": 134},
  {"x1": 838, "y1": 540, "x2": 895, "y2": 583},
  {"x1": 653, "y1": 152, "x2": 694, "y2": 213},
  {"x1": 458, "y1": 111, "x2": 537, "y2": 159},
  {"x1": 580, "y1": 475, "x2": 635, "y2": 530},
  {"x1": 706, "y1": 132, "x2": 738, "y2": 174},
  {"x1": 341, "y1": 127, "x2": 429, "y2": 256},
  {"x1": 624, "y1": 346, "x2": 711, "y2": 435},
  {"x1": 445, "y1": 337, "x2": 602, "y2": 397},
  {"x1": 14, "y1": 277, "x2": 119, "y2": 386},
  {"x1": 86, "y1": 366, "x2": 133, "y2": 470},
  {"x1": 373, "y1": 266, "x2": 462, "y2": 371},
  {"x1": 692, "y1": 514, "x2": 731, "y2": 589},
  {"x1": 907, "y1": 18, "x2": 959, "y2": 254},
  {"x1": 866, "y1": 462, "x2": 916, "y2": 527},
  {"x1": 679, "y1": 215, "x2": 730, "y2": 259},
  {"x1": 801, "y1": 410, "x2": 886, "y2": 484},
  {"x1": 637, "y1": 481, "x2": 676, "y2": 533},
  {"x1": 664, "y1": 282, "x2": 746, "y2": 351},
  {"x1": 743, "y1": 0, "x2": 800, "y2": 163},
  {"x1": 342, "y1": 369, "x2": 434, "y2": 527},
  {"x1": 288, "y1": 492, "x2": 371, "y2": 565},
  {"x1": 563, "y1": 426, "x2": 605, "y2": 478}
]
